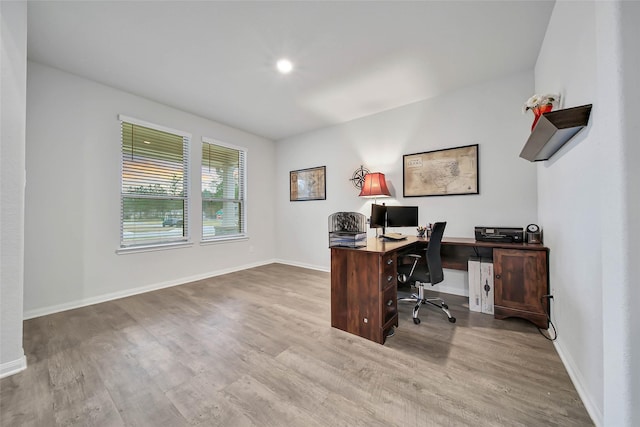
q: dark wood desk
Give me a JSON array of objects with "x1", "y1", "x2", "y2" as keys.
[{"x1": 330, "y1": 236, "x2": 549, "y2": 344}]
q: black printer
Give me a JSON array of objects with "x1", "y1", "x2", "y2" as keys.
[{"x1": 475, "y1": 226, "x2": 524, "y2": 243}]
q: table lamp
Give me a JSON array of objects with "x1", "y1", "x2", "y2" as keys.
[{"x1": 359, "y1": 172, "x2": 391, "y2": 204}]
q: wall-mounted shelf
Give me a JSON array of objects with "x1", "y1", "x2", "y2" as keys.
[{"x1": 519, "y1": 104, "x2": 592, "y2": 162}]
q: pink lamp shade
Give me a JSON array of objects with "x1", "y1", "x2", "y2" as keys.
[{"x1": 359, "y1": 172, "x2": 391, "y2": 198}]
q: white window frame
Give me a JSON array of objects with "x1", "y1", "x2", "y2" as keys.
[
  {"x1": 118, "y1": 114, "x2": 191, "y2": 252},
  {"x1": 201, "y1": 136, "x2": 248, "y2": 243}
]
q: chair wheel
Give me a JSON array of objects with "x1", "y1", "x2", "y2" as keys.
[
  {"x1": 449, "y1": 317, "x2": 456, "y2": 323},
  {"x1": 442, "y1": 303, "x2": 449, "y2": 309},
  {"x1": 413, "y1": 318, "x2": 421, "y2": 325}
]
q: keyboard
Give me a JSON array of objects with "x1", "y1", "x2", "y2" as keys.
[{"x1": 381, "y1": 233, "x2": 406, "y2": 241}]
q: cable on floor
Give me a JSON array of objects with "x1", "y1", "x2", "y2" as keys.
[{"x1": 537, "y1": 294, "x2": 557, "y2": 341}]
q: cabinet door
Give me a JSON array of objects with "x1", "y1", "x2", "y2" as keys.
[{"x1": 494, "y1": 249, "x2": 548, "y2": 315}]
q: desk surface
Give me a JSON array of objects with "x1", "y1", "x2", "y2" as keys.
[{"x1": 340, "y1": 235, "x2": 547, "y2": 255}]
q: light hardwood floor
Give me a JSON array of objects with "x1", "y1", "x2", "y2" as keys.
[{"x1": 1, "y1": 263, "x2": 592, "y2": 426}]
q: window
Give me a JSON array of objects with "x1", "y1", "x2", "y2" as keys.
[
  {"x1": 201, "y1": 138, "x2": 246, "y2": 240},
  {"x1": 119, "y1": 115, "x2": 190, "y2": 248}
]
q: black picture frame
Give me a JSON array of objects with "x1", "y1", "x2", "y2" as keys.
[
  {"x1": 290, "y1": 166, "x2": 326, "y2": 201},
  {"x1": 403, "y1": 144, "x2": 479, "y2": 197}
]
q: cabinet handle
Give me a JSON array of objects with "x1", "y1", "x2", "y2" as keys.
[
  {"x1": 386, "y1": 299, "x2": 393, "y2": 307},
  {"x1": 387, "y1": 275, "x2": 393, "y2": 282},
  {"x1": 387, "y1": 259, "x2": 393, "y2": 265},
  {"x1": 495, "y1": 274, "x2": 501, "y2": 279}
]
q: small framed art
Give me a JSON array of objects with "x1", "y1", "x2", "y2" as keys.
[{"x1": 290, "y1": 166, "x2": 326, "y2": 201}]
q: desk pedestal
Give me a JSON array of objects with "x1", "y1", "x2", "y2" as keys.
[{"x1": 331, "y1": 248, "x2": 398, "y2": 344}]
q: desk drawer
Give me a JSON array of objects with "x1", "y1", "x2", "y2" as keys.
[
  {"x1": 381, "y1": 254, "x2": 397, "y2": 290},
  {"x1": 381, "y1": 285, "x2": 397, "y2": 325}
]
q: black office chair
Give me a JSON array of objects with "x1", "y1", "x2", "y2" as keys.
[{"x1": 396, "y1": 222, "x2": 456, "y2": 324}]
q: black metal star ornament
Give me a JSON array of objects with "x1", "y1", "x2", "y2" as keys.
[{"x1": 350, "y1": 165, "x2": 370, "y2": 190}]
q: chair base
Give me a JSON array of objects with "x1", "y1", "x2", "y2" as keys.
[{"x1": 398, "y1": 282, "x2": 456, "y2": 324}]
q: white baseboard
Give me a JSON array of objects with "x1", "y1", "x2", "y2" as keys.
[
  {"x1": 20, "y1": 258, "x2": 464, "y2": 318},
  {"x1": 23, "y1": 259, "x2": 277, "y2": 320},
  {"x1": 271, "y1": 261, "x2": 470, "y2": 297},
  {"x1": 273, "y1": 259, "x2": 330, "y2": 273},
  {"x1": 434, "y1": 268, "x2": 469, "y2": 297},
  {"x1": 554, "y1": 339, "x2": 601, "y2": 427},
  {"x1": 435, "y1": 284, "x2": 467, "y2": 297},
  {"x1": 272, "y1": 261, "x2": 469, "y2": 299},
  {"x1": 0, "y1": 354, "x2": 27, "y2": 379}
]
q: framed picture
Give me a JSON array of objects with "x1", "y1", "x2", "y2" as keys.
[
  {"x1": 290, "y1": 166, "x2": 326, "y2": 201},
  {"x1": 403, "y1": 144, "x2": 479, "y2": 197}
]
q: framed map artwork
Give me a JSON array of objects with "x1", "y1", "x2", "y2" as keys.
[
  {"x1": 403, "y1": 144, "x2": 479, "y2": 197},
  {"x1": 290, "y1": 166, "x2": 326, "y2": 201}
]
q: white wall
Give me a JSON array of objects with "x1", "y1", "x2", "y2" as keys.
[
  {"x1": 618, "y1": 3, "x2": 640, "y2": 423},
  {"x1": 275, "y1": 70, "x2": 538, "y2": 296},
  {"x1": 24, "y1": 62, "x2": 277, "y2": 318},
  {"x1": 536, "y1": 1, "x2": 639, "y2": 425},
  {"x1": 599, "y1": 2, "x2": 639, "y2": 426},
  {"x1": 0, "y1": 1, "x2": 27, "y2": 378},
  {"x1": 534, "y1": 1, "x2": 602, "y2": 423}
]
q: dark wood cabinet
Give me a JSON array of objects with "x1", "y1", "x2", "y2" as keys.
[
  {"x1": 331, "y1": 247, "x2": 398, "y2": 344},
  {"x1": 493, "y1": 249, "x2": 549, "y2": 328}
]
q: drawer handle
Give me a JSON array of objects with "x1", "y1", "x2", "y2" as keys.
[
  {"x1": 386, "y1": 299, "x2": 393, "y2": 307},
  {"x1": 387, "y1": 259, "x2": 393, "y2": 265},
  {"x1": 387, "y1": 275, "x2": 393, "y2": 282},
  {"x1": 495, "y1": 274, "x2": 501, "y2": 279}
]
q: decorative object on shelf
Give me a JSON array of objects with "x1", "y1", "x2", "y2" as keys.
[
  {"x1": 350, "y1": 165, "x2": 370, "y2": 190},
  {"x1": 523, "y1": 94, "x2": 560, "y2": 131},
  {"x1": 290, "y1": 165, "x2": 326, "y2": 201},
  {"x1": 519, "y1": 104, "x2": 592, "y2": 162},
  {"x1": 403, "y1": 144, "x2": 479, "y2": 197},
  {"x1": 530, "y1": 104, "x2": 553, "y2": 131},
  {"x1": 526, "y1": 224, "x2": 542, "y2": 244},
  {"x1": 359, "y1": 172, "x2": 391, "y2": 204}
]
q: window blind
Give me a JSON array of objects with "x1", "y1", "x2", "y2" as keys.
[
  {"x1": 201, "y1": 138, "x2": 246, "y2": 240},
  {"x1": 120, "y1": 117, "x2": 190, "y2": 247}
]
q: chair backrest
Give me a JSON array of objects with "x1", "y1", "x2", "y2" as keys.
[{"x1": 425, "y1": 222, "x2": 446, "y2": 285}]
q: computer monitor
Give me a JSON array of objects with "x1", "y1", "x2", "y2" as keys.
[
  {"x1": 386, "y1": 206, "x2": 418, "y2": 228},
  {"x1": 370, "y1": 203, "x2": 387, "y2": 229}
]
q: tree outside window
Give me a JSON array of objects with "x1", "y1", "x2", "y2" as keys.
[{"x1": 120, "y1": 117, "x2": 190, "y2": 247}]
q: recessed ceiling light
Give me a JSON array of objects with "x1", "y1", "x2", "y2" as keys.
[{"x1": 276, "y1": 58, "x2": 293, "y2": 74}]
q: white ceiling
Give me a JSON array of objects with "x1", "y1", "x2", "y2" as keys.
[{"x1": 27, "y1": 1, "x2": 555, "y2": 141}]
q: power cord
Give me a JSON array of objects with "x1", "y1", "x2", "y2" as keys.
[{"x1": 537, "y1": 294, "x2": 557, "y2": 341}]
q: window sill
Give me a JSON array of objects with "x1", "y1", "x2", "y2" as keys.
[
  {"x1": 200, "y1": 235, "x2": 248, "y2": 245},
  {"x1": 116, "y1": 241, "x2": 193, "y2": 255}
]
